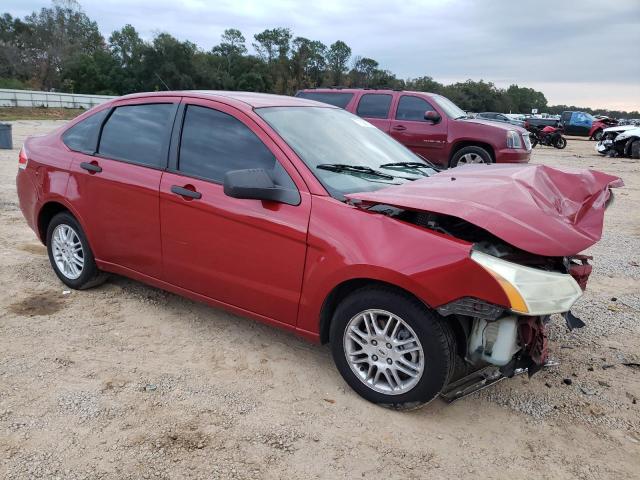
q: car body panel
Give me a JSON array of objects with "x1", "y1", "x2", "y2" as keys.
[
  {"x1": 346, "y1": 164, "x2": 623, "y2": 257},
  {"x1": 295, "y1": 195, "x2": 510, "y2": 338}
]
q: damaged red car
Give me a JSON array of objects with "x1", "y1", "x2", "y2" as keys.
[{"x1": 16, "y1": 91, "x2": 622, "y2": 409}]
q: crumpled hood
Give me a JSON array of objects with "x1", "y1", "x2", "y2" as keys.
[{"x1": 346, "y1": 164, "x2": 623, "y2": 257}]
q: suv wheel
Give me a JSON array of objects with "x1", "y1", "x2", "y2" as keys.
[
  {"x1": 329, "y1": 287, "x2": 455, "y2": 410},
  {"x1": 46, "y1": 212, "x2": 106, "y2": 289},
  {"x1": 450, "y1": 146, "x2": 492, "y2": 168}
]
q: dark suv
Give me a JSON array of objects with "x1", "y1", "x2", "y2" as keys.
[{"x1": 296, "y1": 89, "x2": 531, "y2": 168}]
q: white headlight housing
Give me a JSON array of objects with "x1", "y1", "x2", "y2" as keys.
[{"x1": 471, "y1": 251, "x2": 583, "y2": 316}]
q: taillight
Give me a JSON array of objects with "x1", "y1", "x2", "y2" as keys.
[{"x1": 18, "y1": 146, "x2": 28, "y2": 170}]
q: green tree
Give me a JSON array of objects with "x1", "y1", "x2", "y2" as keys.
[
  {"x1": 290, "y1": 37, "x2": 326, "y2": 90},
  {"x1": 350, "y1": 56, "x2": 378, "y2": 87},
  {"x1": 22, "y1": 0, "x2": 104, "y2": 90},
  {"x1": 326, "y1": 40, "x2": 351, "y2": 86}
]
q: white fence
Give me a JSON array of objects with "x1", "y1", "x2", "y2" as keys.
[{"x1": 0, "y1": 89, "x2": 115, "y2": 109}]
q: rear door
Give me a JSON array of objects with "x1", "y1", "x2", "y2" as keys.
[
  {"x1": 355, "y1": 93, "x2": 393, "y2": 133},
  {"x1": 159, "y1": 98, "x2": 311, "y2": 325},
  {"x1": 67, "y1": 97, "x2": 179, "y2": 278},
  {"x1": 389, "y1": 94, "x2": 448, "y2": 165}
]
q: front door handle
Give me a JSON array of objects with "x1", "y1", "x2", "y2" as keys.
[
  {"x1": 392, "y1": 125, "x2": 407, "y2": 131},
  {"x1": 80, "y1": 161, "x2": 102, "y2": 173},
  {"x1": 171, "y1": 185, "x2": 202, "y2": 200}
]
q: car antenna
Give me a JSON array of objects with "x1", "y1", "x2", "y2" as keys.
[{"x1": 154, "y1": 73, "x2": 170, "y2": 91}]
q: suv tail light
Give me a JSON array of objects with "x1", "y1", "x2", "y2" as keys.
[{"x1": 18, "y1": 146, "x2": 28, "y2": 170}]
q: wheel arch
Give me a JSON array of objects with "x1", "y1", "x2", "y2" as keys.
[{"x1": 37, "y1": 200, "x2": 87, "y2": 246}]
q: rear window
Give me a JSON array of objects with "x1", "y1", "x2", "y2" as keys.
[
  {"x1": 98, "y1": 103, "x2": 176, "y2": 168},
  {"x1": 62, "y1": 108, "x2": 109, "y2": 154},
  {"x1": 295, "y1": 91, "x2": 354, "y2": 108},
  {"x1": 356, "y1": 94, "x2": 392, "y2": 119}
]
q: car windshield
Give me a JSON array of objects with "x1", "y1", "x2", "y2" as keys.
[
  {"x1": 432, "y1": 94, "x2": 467, "y2": 119},
  {"x1": 256, "y1": 107, "x2": 436, "y2": 197}
]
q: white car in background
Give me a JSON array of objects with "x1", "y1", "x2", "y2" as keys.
[{"x1": 596, "y1": 124, "x2": 640, "y2": 157}]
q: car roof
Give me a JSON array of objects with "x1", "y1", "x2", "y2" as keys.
[{"x1": 116, "y1": 90, "x2": 331, "y2": 111}]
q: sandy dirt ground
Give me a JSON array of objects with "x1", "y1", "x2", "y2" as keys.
[{"x1": 1, "y1": 120, "x2": 639, "y2": 479}]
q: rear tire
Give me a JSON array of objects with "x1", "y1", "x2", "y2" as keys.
[
  {"x1": 450, "y1": 146, "x2": 492, "y2": 168},
  {"x1": 46, "y1": 212, "x2": 106, "y2": 290},
  {"x1": 329, "y1": 286, "x2": 455, "y2": 410}
]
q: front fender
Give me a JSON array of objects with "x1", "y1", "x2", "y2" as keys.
[{"x1": 295, "y1": 196, "x2": 510, "y2": 338}]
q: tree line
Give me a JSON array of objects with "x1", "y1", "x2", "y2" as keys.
[{"x1": 1, "y1": 1, "x2": 638, "y2": 118}]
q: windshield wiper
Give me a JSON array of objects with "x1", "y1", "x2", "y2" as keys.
[
  {"x1": 455, "y1": 114, "x2": 468, "y2": 120},
  {"x1": 380, "y1": 161, "x2": 440, "y2": 175},
  {"x1": 317, "y1": 163, "x2": 395, "y2": 180}
]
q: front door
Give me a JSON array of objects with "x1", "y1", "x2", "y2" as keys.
[
  {"x1": 159, "y1": 99, "x2": 311, "y2": 325},
  {"x1": 68, "y1": 98, "x2": 179, "y2": 278},
  {"x1": 389, "y1": 94, "x2": 448, "y2": 165}
]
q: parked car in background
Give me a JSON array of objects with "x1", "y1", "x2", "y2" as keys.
[
  {"x1": 476, "y1": 112, "x2": 525, "y2": 127},
  {"x1": 296, "y1": 88, "x2": 531, "y2": 168},
  {"x1": 560, "y1": 111, "x2": 617, "y2": 140},
  {"x1": 16, "y1": 91, "x2": 622, "y2": 409},
  {"x1": 596, "y1": 124, "x2": 640, "y2": 158}
]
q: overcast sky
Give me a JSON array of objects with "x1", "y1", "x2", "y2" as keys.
[{"x1": 5, "y1": 0, "x2": 640, "y2": 111}]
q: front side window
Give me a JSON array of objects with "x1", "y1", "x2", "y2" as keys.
[
  {"x1": 98, "y1": 103, "x2": 176, "y2": 168},
  {"x1": 432, "y1": 94, "x2": 467, "y2": 119},
  {"x1": 396, "y1": 96, "x2": 436, "y2": 122},
  {"x1": 62, "y1": 108, "x2": 109, "y2": 154},
  {"x1": 356, "y1": 94, "x2": 392, "y2": 119},
  {"x1": 178, "y1": 105, "x2": 296, "y2": 189}
]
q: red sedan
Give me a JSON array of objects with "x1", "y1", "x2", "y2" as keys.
[{"x1": 16, "y1": 91, "x2": 622, "y2": 409}]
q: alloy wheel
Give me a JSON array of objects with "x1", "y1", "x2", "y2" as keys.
[
  {"x1": 343, "y1": 309, "x2": 425, "y2": 395},
  {"x1": 458, "y1": 152, "x2": 485, "y2": 164},
  {"x1": 51, "y1": 224, "x2": 84, "y2": 280}
]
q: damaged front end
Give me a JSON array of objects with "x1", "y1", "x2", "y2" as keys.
[{"x1": 346, "y1": 164, "x2": 623, "y2": 401}]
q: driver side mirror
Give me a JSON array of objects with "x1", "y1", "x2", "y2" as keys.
[
  {"x1": 223, "y1": 168, "x2": 300, "y2": 206},
  {"x1": 424, "y1": 110, "x2": 441, "y2": 123}
]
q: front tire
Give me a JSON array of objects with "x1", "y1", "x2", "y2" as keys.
[
  {"x1": 631, "y1": 140, "x2": 640, "y2": 159},
  {"x1": 554, "y1": 136, "x2": 567, "y2": 149},
  {"x1": 329, "y1": 287, "x2": 455, "y2": 410},
  {"x1": 592, "y1": 129, "x2": 603, "y2": 141},
  {"x1": 46, "y1": 212, "x2": 106, "y2": 289},
  {"x1": 449, "y1": 146, "x2": 492, "y2": 168}
]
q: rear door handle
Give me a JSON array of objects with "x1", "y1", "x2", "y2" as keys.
[
  {"x1": 392, "y1": 125, "x2": 407, "y2": 131},
  {"x1": 171, "y1": 185, "x2": 202, "y2": 200},
  {"x1": 80, "y1": 161, "x2": 102, "y2": 173}
]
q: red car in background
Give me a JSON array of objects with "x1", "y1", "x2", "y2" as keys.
[
  {"x1": 296, "y1": 88, "x2": 531, "y2": 167},
  {"x1": 16, "y1": 91, "x2": 620, "y2": 409}
]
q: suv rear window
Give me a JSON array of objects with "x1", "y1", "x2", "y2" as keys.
[
  {"x1": 396, "y1": 96, "x2": 436, "y2": 122},
  {"x1": 98, "y1": 103, "x2": 176, "y2": 168},
  {"x1": 295, "y1": 91, "x2": 354, "y2": 108},
  {"x1": 356, "y1": 94, "x2": 392, "y2": 119},
  {"x1": 62, "y1": 108, "x2": 109, "y2": 154}
]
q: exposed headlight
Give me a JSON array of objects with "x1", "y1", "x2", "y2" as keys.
[
  {"x1": 471, "y1": 251, "x2": 583, "y2": 315},
  {"x1": 506, "y1": 130, "x2": 523, "y2": 149}
]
